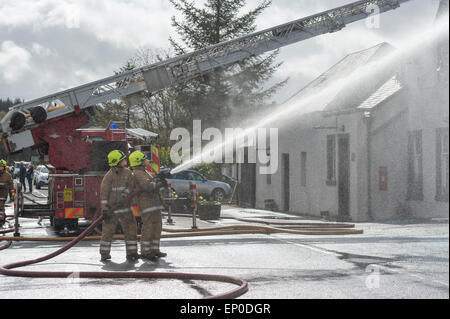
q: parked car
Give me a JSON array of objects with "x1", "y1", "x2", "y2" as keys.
[
  {"x1": 13, "y1": 161, "x2": 30, "y2": 179},
  {"x1": 163, "y1": 169, "x2": 231, "y2": 202},
  {"x1": 33, "y1": 165, "x2": 49, "y2": 189}
]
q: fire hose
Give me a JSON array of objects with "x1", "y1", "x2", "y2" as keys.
[
  {"x1": 0, "y1": 215, "x2": 249, "y2": 299},
  {"x1": 0, "y1": 214, "x2": 15, "y2": 250},
  {"x1": 0, "y1": 223, "x2": 363, "y2": 241},
  {"x1": 2, "y1": 180, "x2": 363, "y2": 299},
  {"x1": 0, "y1": 214, "x2": 362, "y2": 299}
]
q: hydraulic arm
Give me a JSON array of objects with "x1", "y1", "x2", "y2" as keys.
[{"x1": 1, "y1": 0, "x2": 411, "y2": 153}]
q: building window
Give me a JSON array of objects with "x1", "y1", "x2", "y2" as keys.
[
  {"x1": 300, "y1": 152, "x2": 307, "y2": 187},
  {"x1": 436, "y1": 128, "x2": 449, "y2": 202},
  {"x1": 266, "y1": 164, "x2": 272, "y2": 185},
  {"x1": 326, "y1": 135, "x2": 336, "y2": 185},
  {"x1": 408, "y1": 130, "x2": 423, "y2": 201}
]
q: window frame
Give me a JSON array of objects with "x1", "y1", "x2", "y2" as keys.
[
  {"x1": 407, "y1": 130, "x2": 424, "y2": 201},
  {"x1": 266, "y1": 150, "x2": 272, "y2": 185},
  {"x1": 300, "y1": 152, "x2": 307, "y2": 187},
  {"x1": 326, "y1": 135, "x2": 337, "y2": 186}
]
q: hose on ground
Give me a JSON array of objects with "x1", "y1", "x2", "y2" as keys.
[
  {"x1": 0, "y1": 224, "x2": 363, "y2": 242},
  {"x1": 0, "y1": 215, "x2": 248, "y2": 299},
  {"x1": 0, "y1": 215, "x2": 14, "y2": 250},
  {"x1": 164, "y1": 212, "x2": 356, "y2": 227},
  {"x1": 0, "y1": 214, "x2": 363, "y2": 298}
]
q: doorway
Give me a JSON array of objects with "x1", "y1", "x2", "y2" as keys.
[
  {"x1": 282, "y1": 153, "x2": 290, "y2": 212},
  {"x1": 238, "y1": 147, "x2": 256, "y2": 208},
  {"x1": 338, "y1": 134, "x2": 350, "y2": 221}
]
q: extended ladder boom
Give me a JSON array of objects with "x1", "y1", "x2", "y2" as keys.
[{"x1": 1, "y1": 0, "x2": 410, "y2": 137}]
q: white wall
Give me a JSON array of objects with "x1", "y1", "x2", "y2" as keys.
[
  {"x1": 254, "y1": 39, "x2": 448, "y2": 221},
  {"x1": 369, "y1": 95, "x2": 410, "y2": 221}
]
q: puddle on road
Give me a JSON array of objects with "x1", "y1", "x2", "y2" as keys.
[
  {"x1": 248, "y1": 271, "x2": 350, "y2": 283},
  {"x1": 336, "y1": 252, "x2": 400, "y2": 270}
]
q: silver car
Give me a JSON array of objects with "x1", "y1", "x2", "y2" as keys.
[
  {"x1": 33, "y1": 165, "x2": 49, "y2": 189},
  {"x1": 166, "y1": 169, "x2": 231, "y2": 202}
]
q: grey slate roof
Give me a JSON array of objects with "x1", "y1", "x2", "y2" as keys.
[{"x1": 283, "y1": 42, "x2": 401, "y2": 115}]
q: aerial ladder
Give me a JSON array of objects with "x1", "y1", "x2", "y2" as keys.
[{"x1": 0, "y1": 0, "x2": 411, "y2": 231}]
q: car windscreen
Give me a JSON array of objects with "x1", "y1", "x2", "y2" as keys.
[
  {"x1": 187, "y1": 172, "x2": 205, "y2": 181},
  {"x1": 171, "y1": 172, "x2": 188, "y2": 180}
]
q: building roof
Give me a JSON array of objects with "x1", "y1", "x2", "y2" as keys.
[
  {"x1": 283, "y1": 42, "x2": 400, "y2": 115},
  {"x1": 357, "y1": 75, "x2": 403, "y2": 110}
]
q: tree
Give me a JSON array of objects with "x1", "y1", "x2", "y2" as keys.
[
  {"x1": 94, "y1": 60, "x2": 142, "y2": 129},
  {"x1": 169, "y1": 0, "x2": 288, "y2": 130},
  {"x1": 0, "y1": 98, "x2": 23, "y2": 113}
]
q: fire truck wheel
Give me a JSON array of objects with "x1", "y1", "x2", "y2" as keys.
[
  {"x1": 53, "y1": 219, "x2": 78, "y2": 232},
  {"x1": 10, "y1": 112, "x2": 26, "y2": 131},
  {"x1": 53, "y1": 219, "x2": 64, "y2": 231}
]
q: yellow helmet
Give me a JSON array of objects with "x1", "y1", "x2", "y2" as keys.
[
  {"x1": 0, "y1": 160, "x2": 6, "y2": 167},
  {"x1": 107, "y1": 150, "x2": 126, "y2": 167},
  {"x1": 129, "y1": 151, "x2": 146, "y2": 167}
]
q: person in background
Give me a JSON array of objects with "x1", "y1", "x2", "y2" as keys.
[
  {"x1": 19, "y1": 161, "x2": 27, "y2": 192},
  {"x1": 26, "y1": 164, "x2": 34, "y2": 193},
  {"x1": 7, "y1": 164, "x2": 14, "y2": 202}
]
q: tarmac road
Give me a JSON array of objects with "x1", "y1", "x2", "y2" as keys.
[{"x1": 0, "y1": 191, "x2": 448, "y2": 299}]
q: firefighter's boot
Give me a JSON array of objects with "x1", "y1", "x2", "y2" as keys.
[
  {"x1": 100, "y1": 254, "x2": 112, "y2": 262},
  {"x1": 0, "y1": 211, "x2": 5, "y2": 228},
  {"x1": 126, "y1": 253, "x2": 139, "y2": 262},
  {"x1": 141, "y1": 253, "x2": 158, "y2": 262},
  {"x1": 99, "y1": 239, "x2": 113, "y2": 261},
  {"x1": 156, "y1": 251, "x2": 167, "y2": 258}
]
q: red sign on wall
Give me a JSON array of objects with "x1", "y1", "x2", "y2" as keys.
[{"x1": 379, "y1": 167, "x2": 388, "y2": 191}]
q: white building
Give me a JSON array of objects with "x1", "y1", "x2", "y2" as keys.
[{"x1": 246, "y1": 3, "x2": 448, "y2": 221}]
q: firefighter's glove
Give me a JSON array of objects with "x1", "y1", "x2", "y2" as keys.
[{"x1": 153, "y1": 177, "x2": 168, "y2": 189}]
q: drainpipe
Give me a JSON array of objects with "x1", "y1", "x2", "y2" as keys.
[{"x1": 364, "y1": 112, "x2": 374, "y2": 221}]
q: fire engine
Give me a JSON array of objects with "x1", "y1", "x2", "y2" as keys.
[{"x1": 0, "y1": 0, "x2": 411, "y2": 232}]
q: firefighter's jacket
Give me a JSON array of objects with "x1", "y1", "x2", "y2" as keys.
[
  {"x1": 0, "y1": 169, "x2": 14, "y2": 201},
  {"x1": 131, "y1": 166, "x2": 164, "y2": 214},
  {"x1": 100, "y1": 166, "x2": 133, "y2": 214}
]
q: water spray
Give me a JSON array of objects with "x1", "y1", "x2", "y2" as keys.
[{"x1": 171, "y1": 13, "x2": 449, "y2": 174}]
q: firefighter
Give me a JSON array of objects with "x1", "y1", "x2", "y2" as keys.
[
  {"x1": 99, "y1": 150, "x2": 138, "y2": 262},
  {"x1": 0, "y1": 160, "x2": 14, "y2": 227},
  {"x1": 129, "y1": 151, "x2": 166, "y2": 261}
]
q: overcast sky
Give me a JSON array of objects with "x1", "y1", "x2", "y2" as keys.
[{"x1": 0, "y1": 0, "x2": 441, "y2": 105}]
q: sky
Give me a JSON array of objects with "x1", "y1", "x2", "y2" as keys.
[{"x1": 0, "y1": 0, "x2": 442, "y2": 105}]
